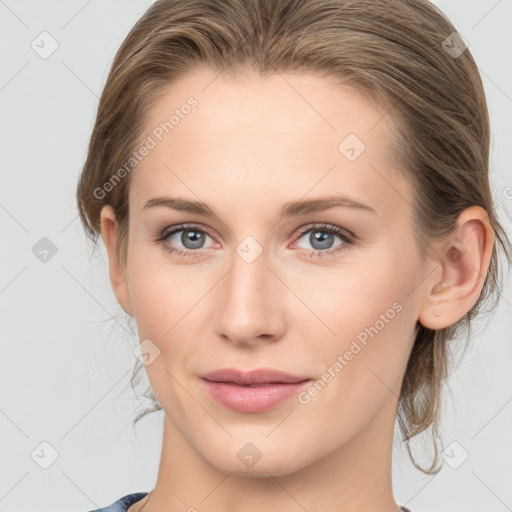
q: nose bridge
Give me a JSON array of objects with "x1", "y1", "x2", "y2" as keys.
[{"x1": 215, "y1": 239, "x2": 282, "y2": 343}]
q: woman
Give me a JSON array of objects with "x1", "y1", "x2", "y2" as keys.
[{"x1": 76, "y1": 0, "x2": 511, "y2": 510}]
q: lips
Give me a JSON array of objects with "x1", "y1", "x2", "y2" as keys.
[
  {"x1": 201, "y1": 367, "x2": 311, "y2": 385},
  {"x1": 201, "y1": 368, "x2": 313, "y2": 413}
]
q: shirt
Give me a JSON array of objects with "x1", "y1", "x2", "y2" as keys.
[
  {"x1": 86, "y1": 493, "x2": 149, "y2": 512},
  {"x1": 86, "y1": 492, "x2": 414, "y2": 512}
]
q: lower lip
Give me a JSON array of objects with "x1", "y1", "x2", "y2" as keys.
[{"x1": 201, "y1": 379, "x2": 312, "y2": 413}]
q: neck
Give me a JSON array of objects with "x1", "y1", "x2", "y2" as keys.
[{"x1": 142, "y1": 392, "x2": 401, "y2": 512}]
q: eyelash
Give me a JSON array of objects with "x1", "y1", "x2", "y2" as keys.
[{"x1": 155, "y1": 223, "x2": 356, "y2": 259}]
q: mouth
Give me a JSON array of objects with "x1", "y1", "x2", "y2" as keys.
[
  {"x1": 200, "y1": 368, "x2": 313, "y2": 413},
  {"x1": 205, "y1": 381, "x2": 308, "y2": 387},
  {"x1": 201, "y1": 367, "x2": 311, "y2": 386}
]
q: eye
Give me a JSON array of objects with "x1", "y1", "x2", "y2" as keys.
[
  {"x1": 292, "y1": 223, "x2": 354, "y2": 258},
  {"x1": 155, "y1": 222, "x2": 355, "y2": 259},
  {"x1": 155, "y1": 224, "x2": 216, "y2": 258}
]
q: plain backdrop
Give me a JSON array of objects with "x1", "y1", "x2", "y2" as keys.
[{"x1": 1, "y1": 1, "x2": 511, "y2": 511}]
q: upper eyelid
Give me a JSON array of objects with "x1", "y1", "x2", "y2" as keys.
[
  {"x1": 162, "y1": 223, "x2": 216, "y2": 240},
  {"x1": 295, "y1": 223, "x2": 352, "y2": 238}
]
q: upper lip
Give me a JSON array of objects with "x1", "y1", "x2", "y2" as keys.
[{"x1": 201, "y1": 367, "x2": 312, "y2": 385}]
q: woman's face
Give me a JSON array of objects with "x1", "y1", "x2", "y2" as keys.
[{"x1": 102, "y1": 68, "x2": 430, "y2": 476}]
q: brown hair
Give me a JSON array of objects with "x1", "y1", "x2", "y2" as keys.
[{"x1": 76, "y1": 0, "x2": 511, "y2": 474}]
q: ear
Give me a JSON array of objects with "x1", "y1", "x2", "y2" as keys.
[
  {"x1": 417, "y1": 205, "x2": 494, "y2": 330},
  {"x1": 100, "y1": 205, "x2": 134, "y2": 317}
]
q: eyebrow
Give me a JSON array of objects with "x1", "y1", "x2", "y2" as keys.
[{"x1": 143, "y1": 195, "x2": 377, "y2": 217}]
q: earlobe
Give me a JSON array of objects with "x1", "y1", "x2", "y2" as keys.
[
  {"x1": 418, "y1": 206, "x2": 494, "y2": 330},
  {"x1": 100, "y1": 205, "x2": 134, "y2": 317}
]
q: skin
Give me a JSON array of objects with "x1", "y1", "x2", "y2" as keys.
[{"x1": 99, "y1": 68, "x2": 494, "y2": 512}]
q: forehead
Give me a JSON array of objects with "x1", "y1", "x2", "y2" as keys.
[
  {"x1": 144, "y1": 68, "x2": 392, "y2": 146},
  {"x1": 130, "y1": 67, "x2": 410, "y2": 219}
]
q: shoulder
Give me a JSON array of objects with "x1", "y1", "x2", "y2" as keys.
[{"x1": 84, "y1": 492, "x2": 149, "y2": 512}]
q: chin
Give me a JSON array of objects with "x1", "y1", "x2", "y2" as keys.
[{"x1": 201, "y1": 440, "x2": 314, "y2": 478}]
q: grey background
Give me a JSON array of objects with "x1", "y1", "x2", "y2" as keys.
[{"x1": 0, "y1": 1, "x2": 511, "y2": 511}]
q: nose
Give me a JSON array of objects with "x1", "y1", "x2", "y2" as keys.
[{"x1": 214, "y1": 245, "x2": 286, "y2": 347}]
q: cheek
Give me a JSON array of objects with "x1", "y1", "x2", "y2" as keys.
[
  {"x1": 126, "y1": 248, "x2": 209, "y2": 368},
  {"x1": 126, "y1": 242, "x2": 194, "y2": 332},
  {"x1": 302, "y1": 250, "x2": 417, "y2": 381},
  {"x1": 302, "y1": 258, "x2": 402, "y2": 336},
  {"x1": 126, "y1": 260, "x2": 201, "y2": 415},
  {"x1": 298, "y1": 267, "x2": 414, "y2": 436}
]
